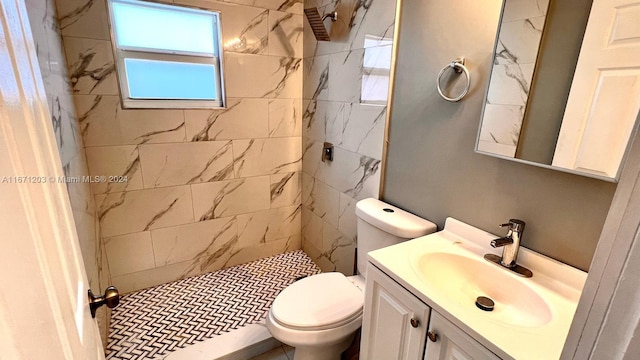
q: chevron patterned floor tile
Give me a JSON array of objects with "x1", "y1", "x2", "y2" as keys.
[{"x1": 106, "y1": 250, "x2": 321, "y2": 360}]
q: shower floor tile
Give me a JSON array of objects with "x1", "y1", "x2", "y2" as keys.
[{"x1": 106, "y1": 250, "x2": 321, "y2": 360}]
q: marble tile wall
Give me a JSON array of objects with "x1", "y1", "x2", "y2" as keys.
[
  {"x1": 477, "y1": 0, "x2": 549, "y2": 157},
  {"x1": 54, "y1": 0, "x2": 303, "y2": 293},
  {"x1": 25, "y1": 0, "x2": 110, "y2": 346},
  {"x1": 301, "y1": 0, "x2": 394, "y2": 274}
]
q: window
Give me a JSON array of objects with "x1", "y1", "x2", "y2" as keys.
[
  {"x1": 360, "y1": 36, "x2": 393, "y2": 105},
  {"x1": 107, "y1": 0, "x2": 225, "y2": 108}
]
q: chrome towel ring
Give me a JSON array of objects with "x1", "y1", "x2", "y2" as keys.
[{"x1": 436, "y1": 57, "x2": 470, "y2": 102}]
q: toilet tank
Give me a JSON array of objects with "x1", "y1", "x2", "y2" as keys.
[{"x1": 355, "y1": 198, "x2": 436, "y2": 277}]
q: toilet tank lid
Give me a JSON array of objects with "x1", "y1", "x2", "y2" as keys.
[{"x1": 355, "y1": 198, "x2": 437, "y2": 238}]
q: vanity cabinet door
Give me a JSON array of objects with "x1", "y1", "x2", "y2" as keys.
[
  {"x1": 360, "y1": 264, "x2": 431, "y2": 360},
  {"x1": 424, "y1": 312, "x2": 501, "y2": 360}
]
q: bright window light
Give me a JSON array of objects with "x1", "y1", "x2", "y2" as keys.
[
  {"x1": 108, "y1": 0, "x2": 225, "y2": 108},
  {"x1": 125, "y1": 59, "x2": 218, "y2": 100},
  {"x1": 361, "y1": 36, "x2": 393, "y2": 105},
  {"x1": 111, "y1": 1, "x2": 216, "y2": 55}
]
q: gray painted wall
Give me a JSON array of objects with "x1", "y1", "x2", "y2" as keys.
[
  {"x1": 382, "y1": 0, "x2": 616, "y2": 271},
  {"x1": 518, "y1": 0, "x2": 593, "y2": 163}
]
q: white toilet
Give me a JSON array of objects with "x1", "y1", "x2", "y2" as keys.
[{"x1": 266, "y1": 198, "x2": 436, "y2": 360}]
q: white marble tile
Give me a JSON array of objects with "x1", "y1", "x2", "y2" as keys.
[
  {"x1": 341, "y1": 103, "x2": 386, "y2": 159},
  {"x1": 139, "y1": 141, "x2": 235, "y2": 187},
  {"x1": 301, "y1": 206, "x2": 323, "y2": 251},
  {"x1": 213, "y1": 0, "x2": 303, "y2": 14},
  {"x1": 104, "y1": 232, "x2": 155, "y2": 277},
  {"x1": 479, "y1": 104, "x2": 524, "y2": 147},
  {"x1": 75, "y1": 95, "x2": 187, "y2": 146},
  {"x1": 303, "y1": 55, "x2": 329, "y2": 100},
  {"x1": 185, "y1": 98, "x2": 269, "y2": 141},
  {"x1": 269, "y1": 98, "x2": 302, "y2": 137},
  {"x1": 233, "y1": 137, "x2": 302, "y2": 177},
  {"x1": 322, "y1": 223, "x2": 355, "y2": 275},
  {"x1": 302, "y1": 100, "x2": 343, "y2": 144},
  {"x1": 270, "y1": 172, "x2": 301, "y2": 208},
  {"x1": 74, "y1": 95, "x2": 122, "y2": 146},
  {"x1": 502, "y1": 0, "x2": 550, "y2": 22},
  {"x1": 111, "y1": 260, "x2": 196, "y2": 294},
  {"x1": 338, "y1": 193, "x2": 357, "y2": 242},
  {"x1": 85, "y1": 145, "x2": 144, "y2": 194},
  {"x1": 269, "y1": 10, "x2": 303, "y2": 58},
  {"x1": 223, "y1": 236, "x2": 299, "y2": 268},
  {"x1": 301, "y1": 138, "x2": 324, "y2": 178},
  {"x1": 328, "y1": 49, "x2": 364, "y2": 102},
  {"x1": 96, "y1": 186, "x2": 194, "y2": 237},
  {"x1": 191, "y1": 176, "x2": 271, "y2": 220},
  {"x1": 302, "y1": 173, "x2": 339, "y2": 227},
  {"x1": 271, "y1": 0, "x2": 304, "y2": 14},
  {"x1": 477, "y1": 140, "x2": 517, "y2": 158},
  {"x1": 65, "y1": 151, "x2": 100, "y2": 286},
  {"x1": 247, "y1": 345, "x2": 289, "y2": 360},
  {"x1": 50, "y1": 93, "x2": 83, "y2": 167},
  {"x1": 176, "y1": 0, "x2": 269, "y2": 54},
  {"x1": 224, "y1": 53, "x2": 302, "y2": 98},
  {"x1": 316, "y1": 146, "x2": 381, "y2": 201},
  {"x1": 151, "y1": 217, "x2": 238, "y2": 267},
  {"x1": 118, "y1": 108, "x2": 187, "y2": 145},
  {"x1": 325, "y1": 101, "x2": 345, "y2": 145},
  {"x1": 63, "y1": 37, "x2": 117, "y2": 95},
  {"x1": 165, "y1": 321, "x2": 280, "y2": 360},
  {"x1": 26, "y1": 0, "x2": 83, "y2": 165},
  {"x1": 496, "y1": 16, "x2": 546, "y2": 65},
  {"x1": 55, "y1": 0, "x2": 111, "y2": 40},
  {"x1": 303, "y1": 242, "x2": 334, "y2": 273},
  {"x1": 344, "y1": 0, "x2": 396, "y2": 51},
  {"x1": 283, "y1": 234, "x2": 302, "y2": 251},
  {"x1": 302, "y1": 100, "x2": 325, "y2": 142},
  {"x1": 486, "y1": 63, "x2": 535, "y2": 106},
  {"x1": 236, "y1": 205, "x2": 301, "y2": 246}
]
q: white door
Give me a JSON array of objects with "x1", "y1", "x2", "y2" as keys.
[
  {"x1": 423, "y1": 312, "x2": 500, "y2": 360},
  {"x1": 553, "y1": 0, "x2": 640, "y2": 179},
  {"x1": 0, "y1": 1, "x2": 104, "y2": 359},
  {"x1": 360, "y1": 265, "x2": 431, "y2": 360}
]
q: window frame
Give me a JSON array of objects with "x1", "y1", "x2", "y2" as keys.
[{"x1": 107, "y1": 0, "x2": 226, "y2": 109}]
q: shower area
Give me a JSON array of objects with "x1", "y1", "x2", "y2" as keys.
[{"x1": 25, "y1": 0, "x2": 397, "y2": 358}]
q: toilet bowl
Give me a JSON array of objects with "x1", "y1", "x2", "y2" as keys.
[
  {"x1": 266, "y1": 198, "x2": 436, "y2": 360},
  {"x1": 266, "y1": 273, "x2": 364, "y2": 360}
]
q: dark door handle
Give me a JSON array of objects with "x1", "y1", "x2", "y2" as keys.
[{"x1": 88, "y1": 286, "x2": 119, "y2": 318}]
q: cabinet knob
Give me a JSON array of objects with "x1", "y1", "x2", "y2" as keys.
[
  {"x1": 410, "y1": 318, "x2": 420, "y2": 328},
  {"x1": 428, "y1": 331, "x2": 439, "y2": 342}
]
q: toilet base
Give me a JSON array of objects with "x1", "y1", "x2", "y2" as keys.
[{"x1": 292, "y1": 334, "x2": 355, "y2": 360}]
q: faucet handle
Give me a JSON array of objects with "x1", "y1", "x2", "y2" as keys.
[{"x1": 499, "y1": 219, "x2": 525, "y2": 232}]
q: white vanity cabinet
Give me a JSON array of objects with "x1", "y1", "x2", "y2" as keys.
[
  {"x1": 424, "y1": 312, "x2": 501, "y2": 360},
  {"x1": 360, "y1": 264, "x2": 431, "y2": 359},
  {"x1": 361, "y1": 264, "x2": 501, "y2": 360}
]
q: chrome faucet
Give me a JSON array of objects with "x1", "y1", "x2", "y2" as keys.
[
  {"x1": 490, "y1": 219, "x2": 525, "y2": 268},
  {"x1": 484, "y1": 219, "x2": 532, "y2": 277}
]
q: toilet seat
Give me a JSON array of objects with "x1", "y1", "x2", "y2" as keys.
[{"x1": 271, "y1": 272, "x2": 363, "y2": 331}]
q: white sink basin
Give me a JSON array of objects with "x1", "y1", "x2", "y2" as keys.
[
  {"x1": 367, "y1": 217, "x2": 587, "y2": 360},
  {"x1": 411, "y1": 252, "x2": 552, "y2": 327}
]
